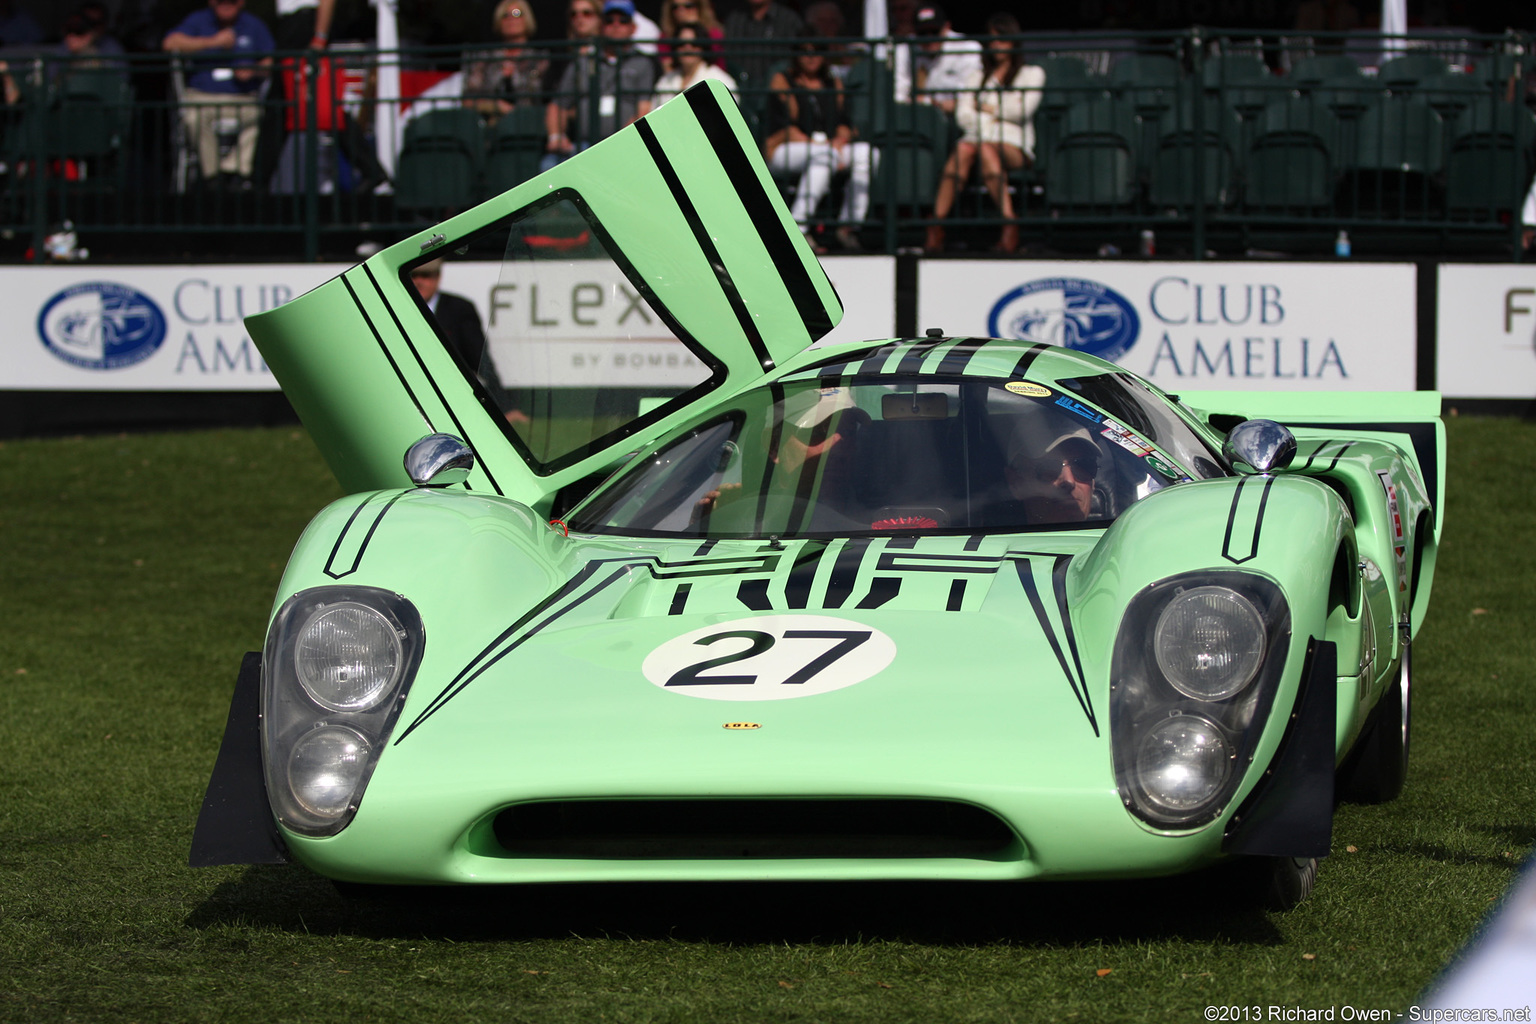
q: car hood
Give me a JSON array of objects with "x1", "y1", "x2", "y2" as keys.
[{"x1": 368, "y1": 532, "x2": 1114, "y2": 807}]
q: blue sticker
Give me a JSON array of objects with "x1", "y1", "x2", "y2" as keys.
[
  {"x1": 1054, "y1": 395, "x2": 1104, "y2": 424},
  {"x1": 38, "y1": 282, "x2": 168, "y2": 371},
  {"x1": 987, "y1": 278, "x2": 1141, "y2": 362}
]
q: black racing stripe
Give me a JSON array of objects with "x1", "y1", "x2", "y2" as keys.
[
  {"x1": 341, "y1": 274, "x2": 432, "y2": 426},
  {"x1": 854, "y1": 342, "x2": 905, "y2": 375},
  {"x1": 1221, "y1": 475, "x2": 1275, "y2": 565},
  {"x1": 1015, "y1": 559, "x2": 1097, "y2": 734},
  {"x1": 934, "y1": 338, "x2": 992, "y2": 376},
  {"x1": 323, "y1": 491, "x2": 409, "y2": 579},
  {"x1": 396, "y1": 561, "x2": 631, "y2": 742},
  {"x1": 1323, "y1": 441, "x2": 1356, "y2": 472},
  {"x1": 884, "y1": 536, "x2": 918, "y2": 550},
  {"x1": 894, "y1": 336, "x2": 949, "y2": 374},
  {"x1": 825, "y1": 538, "x2": 870, "y2": 609},
  {"x1": 1009, "y1": 342, "x2": 1050, "y2": 378},
  {"x1": 856, "y1": 577, "x2": 900, "y2": 608},
  {"x1": 1298, "y1": 438, "x2": 1335, "y2": 472},
  {"x1": 647, "y1": 554, "x2": 781, "y2": 578},
  {"x1": 323, "y1": 492, "x2": 381, "y2": 579},
  {"x1": 946, "y1": 578, "x2": 967, "y2": 611},
  {"x1": 1249, "y1": 476, "x2": 1275, "y2": 557},
  {"x1": 361, "y1": 264, "x2": 505, "y2": 497},
  {"x1": 963, "y1": 534, "x2": 985, "y2": 551},
  {"x1": 668, "y1": 583, "x2": 691, "y2": 615},
  {"x1": 737, "y1": 578, "x2": 772, "y2": 610},
  {"x1": 785, "y1": 541, "x2": 828, "y2": 608},
  {"x1": 636, "y1": 118, "x2": 774, "y2": 373},
  {"x1": 694, "y1": 539, "x2": 718, "y2": 556},
  {"x1": 1051, "y1": 554, "x2": 1096, "y2": 734},
  {"x1": 1221, "y1": 476, "x2": 1249, "y2": 562},
  {"x1": 684, "y1": 86, "x2": 832, "y2": 340},
  {"x1": 876, "y1": 552, "x2": 1000, "y2": 573}
]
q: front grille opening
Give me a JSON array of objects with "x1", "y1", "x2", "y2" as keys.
[{"x1": 491, "y1": 799, "x2": 1018, "y2": 860}]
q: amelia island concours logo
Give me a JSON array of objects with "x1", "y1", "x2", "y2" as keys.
[
  {"x1": 38, "y1": 282, "x2": 168, "y2": 371},
  {"x1": 987, "y1": 278, "x2": 1141, "y2": 362}
]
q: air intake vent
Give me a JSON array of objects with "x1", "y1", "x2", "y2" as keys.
[{"x1": 492, "y1": 799, "x2": 1017, "y2": 860}]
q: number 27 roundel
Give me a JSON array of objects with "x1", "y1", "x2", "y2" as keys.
[{"x1": 641, "y1": 616, "x2": 897, "y2": 701}]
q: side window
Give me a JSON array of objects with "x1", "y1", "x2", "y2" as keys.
[{"x1": 417, "y1": 192, "x2": 723, "y2": 474}]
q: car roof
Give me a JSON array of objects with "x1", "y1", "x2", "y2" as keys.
[{"x1": 779, "y1": 336, "x2": 1141, "y2": 386}]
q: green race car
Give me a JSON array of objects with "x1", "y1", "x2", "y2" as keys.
[{"x1": 191, "y1": 83, "x2": 1441, "y2": 908}]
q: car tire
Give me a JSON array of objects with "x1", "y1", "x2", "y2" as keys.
[
  {"x1": 1259, "y1": 856, "x2": 1320, "y2": 911},
  {"x1": 1338, "y1": 643, "x2": 1411, "y2": 804}
]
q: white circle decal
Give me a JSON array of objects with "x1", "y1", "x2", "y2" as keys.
[{"x1": 642, "y1": 615, "x2": 896, "y2": 701}]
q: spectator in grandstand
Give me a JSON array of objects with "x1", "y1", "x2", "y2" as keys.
[
  {"x1": 802, "y1": 0, "x2": 855, "y2": 80},
  {"x1": 925, "y1": 12, "x2": 1043, "y2": 255},
  {"x1": 543, "y1": 0, "x2": 656, "y2": 169},
  {"x1": 162, "y1": 0, "x2": 275, "y2": 187},
  {"x1": 271, "y1": 0, "x2": 334, "y2": 51},
  {"x1": 658, "y1": 0, "x2": 723, "y2": 71},
  {"x1": 722, "y1": 0, "x2": 803, "y2": 92},
  {"x1": 764, "y1": 31, "x2": 876, "y2": 252},
  {"x1": 652, "y1": 23, "x2": 736, "y2": 106},
  {"x1": 911, "y1": 3, "x2": 980, "y2": 115},
  {"x1": 462, "y1": 0, "x2": 549, "y2": 125},
  {"x1": 52, "y1": 7, "x2": 126, "y2": 79}
]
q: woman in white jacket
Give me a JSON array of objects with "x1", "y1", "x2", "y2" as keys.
[{"x1": 925, "y1": 13, "x2": 1044, "y2": 254}]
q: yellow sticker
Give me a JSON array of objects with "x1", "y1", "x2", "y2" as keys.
[
  {"x1": 1005, "y1": 381, "x2": 1051, "y2": 397},
  {"x1": 722, "y1": 722, "x2": 762, "y2": 730}
]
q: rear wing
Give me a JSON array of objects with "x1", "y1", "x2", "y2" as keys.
[{"x1": 1177, "y1": 390, "x2": 1445, "y2": 534}]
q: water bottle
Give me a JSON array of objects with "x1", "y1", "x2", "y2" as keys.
[{"x1": 1335, "y1": 230, "x2": 1351, "y2": 257}]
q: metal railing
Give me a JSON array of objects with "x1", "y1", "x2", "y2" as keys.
[{"x1": 2, "y1": 27, "x2": 1531, "y2": 263}]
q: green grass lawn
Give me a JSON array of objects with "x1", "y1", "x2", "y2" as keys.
[{"x1": 1, "y1": 418, "x2": 1532, "y2": 1023}]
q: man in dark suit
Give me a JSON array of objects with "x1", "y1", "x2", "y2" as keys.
[{"x1": 411, "y1": 259, "x2": 526, "y2": 423}]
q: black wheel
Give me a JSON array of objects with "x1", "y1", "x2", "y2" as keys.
[
  {"x1": 1338, "y1": 643, "x2": 1411, "y2": 804},
  {"x1": 1259, "y1": 857, "x2": 1319, "y2": 911},
  {"x1": 1212, "y1": 855, "x2": 1320, "y2": 911}
]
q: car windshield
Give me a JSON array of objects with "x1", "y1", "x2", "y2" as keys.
[{"x1": 566, "y1": 376, "x2": 1226, "y2": 539}]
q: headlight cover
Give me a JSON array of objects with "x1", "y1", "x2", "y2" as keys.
[
  {"x1": 1153, "y1": 586, "x2": 1266, "y2": 701},
  {"x1": 1111, "y1": 573, "x2": 1289, "y2": 829},
  {"x1": 262, "y1": 587, "x2": 424, "y2": 837}
]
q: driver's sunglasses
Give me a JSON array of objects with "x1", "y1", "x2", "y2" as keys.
[
  {"x1": 1029, "y1": 456, "x2": 1097, "y2": 482},
  {"x1": 605, "y1": 11, "x2": 632, "y2": 23}
]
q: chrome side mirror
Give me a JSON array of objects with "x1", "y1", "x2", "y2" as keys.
[
  {"x1": 404, "y1": 433, "x2": 475, "y2": 487},
  {"x1": 1223, "y1": 419, "x2": 1297, "y2": 474}
]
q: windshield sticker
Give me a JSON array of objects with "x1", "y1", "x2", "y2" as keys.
[
  {"x1": 1145, "y1": 453, "x2": 1182, "y2": 480},
  {"x1": 642, "y1": 614, "x2": 896, "y2": 700},
  {"x1": 1053, "y1": 395, "x2": 1103, "y2": 424},
  {"x1": 1101, "y1": 419, "x2": 1153, "y2": 457},
  {"x1": 1005, "y1": 381, "x2": 1052, "y2": 397}
]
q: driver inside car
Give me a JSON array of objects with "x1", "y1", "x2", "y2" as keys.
[{"x1": 1002, "y1": 414, "x2": 1102, "y2": 524}]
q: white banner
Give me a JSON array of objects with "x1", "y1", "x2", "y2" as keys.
[
  {"x1": 5, "y1": 265, "x2": 350, "y2": 391},
  {"x1": 918, "y1": 260, "x2": 1419, "y2": 391},
  {"x1": 1435, "y1": 264, "x2": 1536, "y2": 399},
  {"x1": 1, "y1": 257, "x2": 896, "y2": 392},
  {"x1": 455, "y1": 255, "x2": 895, "y2": 388}
]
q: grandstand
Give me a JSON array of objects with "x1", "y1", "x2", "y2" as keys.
[{"x1": 0, "y1": 28, "x2": 1532, "y2": 262}]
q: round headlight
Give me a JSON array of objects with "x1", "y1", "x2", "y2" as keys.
[
  {"x1": 1153, "y1": 586, "x2": 1266, "y2": 701},
  {"x1": 294, "y1": 602, "x2": 403, "y2": 711},
  {"x1": 287, "y1": 725, "x2": 371, "y2": 819},
  {"x1": 1134, "y1": 714, "x2": 1232, "y2": 817}
]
